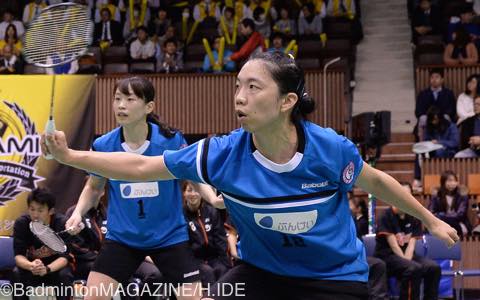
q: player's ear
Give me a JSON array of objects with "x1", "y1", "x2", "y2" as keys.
[
  {"x1": 145, "y1": 101, "x2": 154, "y2": 114},
  {"x1": 280, "y1": 92, "x2": 298, "y2": 113},
  {"x1": 48, "y1": 208, "x2": 55, "y2": 216}
]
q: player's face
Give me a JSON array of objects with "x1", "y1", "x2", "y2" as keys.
[
  {"x1": 235, "y1": 60, "x2": 283, "y2": 132},
  {"x1": 28, "y1": 201, "x2": 53, "y2": 224},
  {"x1": 113, "y1": 85, "x2": 152, "y2": 126},
  {"x1": 183, "y1": 183, "x2": 202, "y2": 210}
]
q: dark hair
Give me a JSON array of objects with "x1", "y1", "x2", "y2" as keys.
[
  {"x1": 115, "y1": 77, "x2": 178, "y2": 138},
  {"x1": 241, "y1": 18, "x2": 255, "y2": 31},
  {"x1": 27, "y1": 188, "x2": 56, "y2": 210},
  {"x1": 100, "y1": 7, "x2": 111, "y2": 17},
  {"x1": 429, "y1": 67, "x2": 444, "y2": 78},
  {"x1": 453, "y1": 26, "x2": 471, "y2": 47},
  {"x1": 163, "y1": 37, "x2": 177, "y2": 48},
  {"x1": 224, "y1": 6, "x2": 235, "y2": 16},
  {"x1": 271, "y1": 32, "x2": 285, "y2": 43},
  {"x1": 438, "y1": 170, "x2": 460, "y2": 212},
  {"x1": 464, "y1": 74, "x2": 479, "y2": 95},
  {"x1": 4, "y1": 24, "x2": 18, "y2": 42},
  {"x1": 253, "y1": 6, "x2": 265, "y2": 21},
  {"x1": 136, "y1": 25, "x2": 148, "y2": 34},
  {"x1": 249, "y1": 51, "x2": 316, "y2": 124},
  {"x1": 426, "y1": 106, "x2": 449, "y2": 136}
]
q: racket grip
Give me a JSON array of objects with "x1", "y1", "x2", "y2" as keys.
[{"x1": 44, "y1": 119, "x2": 56, "y2": 160}]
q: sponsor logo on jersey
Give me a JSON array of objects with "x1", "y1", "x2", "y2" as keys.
[
  {"x1": 120, "y1": 182, "x2": 159, "y2": 198},
  {"x1": 254, "y1": 210, "x2": 317, "y2": 234},
  {"x1": 301, "y1": 181, "x2": 329, "y2": 189}
]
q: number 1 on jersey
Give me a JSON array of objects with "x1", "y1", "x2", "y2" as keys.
[{"x1": 137, "y1": 200, "x2": 146, "y2": 219}]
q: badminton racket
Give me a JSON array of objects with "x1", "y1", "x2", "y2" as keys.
[
  {"x1": 29, "y1": 220, "x2": 85, "y2": 253},
  {"x1": 22, "y1": 3, "x2": 93, "y2": 160}
]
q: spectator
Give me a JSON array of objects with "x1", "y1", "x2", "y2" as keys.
[
  {"x1": 193, "y1": 0, "x2": 221, "y2": 25},
  {"x1": 429, "y1": 170, "x2": 471, "y2": 237},
  {"x1": 273, "y1": 7, "x2": 296, "y2": 38},
  {"x1": 326, "y1": 0, "x2": 356, "y2": 18},
  {"x1": 148, "y1": 7, "x2": 171, "y2": 44},
  {"x1": 202, "y1": 36, "x2": 236, "y2": 73},
  {"x1": 94, "y1": 0, "x2": 122, "y2": 23},
  {"x1": 349, "y1": 198, "x2": 368, "y2": 236},
  {"x1": 267, "y1": 32, "x2": 286, "y2": 53},
  {"x1": 298, "y1": 3, "x2": 323, "y2": 37},
  {"x1": 0, "y1": 24, "x2": 22, "y2": 57},
  {"x1": 93, "y1": 7, "x2": 124, "y2": 48},
  {"x1": 443, "y1": 26, "x2": 478, "y2": 66},
  {"x1": 0, "y1": 44, "x2": 22, "y2": 74},
  {"x1": 230, "y1": 18, "x2": 265, "y2": 64},
  {"x1": 375, "y1": 183, "x2": 441, "y2": 300},
  {"x1": 123, "y1": 2, "x2": 151, "y2": 42},
  {"x1": 456, "y1": 95, "x2": 480, "y2": 158},
  {"x1": 157, "y1": 24, "x2": 183, "y2": 54},
  {"x1": 248, "y1": 0, "x2": 272, "y2": 19},
  {"x1": 157, "y1": 38, "x2": 183, "y2": 73},
  {"x1": 129, "y1": 26, "x2": 156, "y2": 61},
  {"x1": 252, "y1": 6, "x2": 270, "y2": 40},
  {"x1": 12, "y1": 188, "x2": 74, "y2": 300},
  {"x1": 298, "y1": 0, "x2": 327, "y2": 18},
  {"x1": 457, "y1": 74, "x2": 478, "y2": 125},
  {"x1": 22, "y1": 0, "x2": 47, "y2": 24},
  {"x1": 411, "y1": 0, "x2": 441, "y2": 44},
  {"x1": 447, "y1": 5, "x2": 480, "y2": 50},
  {"x1": 222, "y1": 0, "x2": 250, "y2": 21},
  {"x1": 182, "y1": 181, "x2": 231, "y2": 287},
  {"x1": 415, "y1": 68, "x2": 456, "y2": 141},
  {"x1": 218, "y1": 7, "x2": 236, "y2": 39},
  {"x1": 424, "y1": 106, "x2": 460, "y2": 157},
  {"x1": 0, "y1": 9, "x2": 25, "y2": 39}
]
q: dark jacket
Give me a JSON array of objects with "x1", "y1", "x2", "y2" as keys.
[
  {"x1": 459, "y1": 114, "x2": 480, "y2": 154},
  {"x1": 184, "y1": 203, "x2": 229, "y2": 266},
  {"x1": 415, "y1": 88, "x2": 457, "y2": 122},
  {"x1": 429, "y1": 193, "x2": 471, "y2": 232},
  {"x1": 93, "y1": 20, "x2": 124, "y2": 46}
]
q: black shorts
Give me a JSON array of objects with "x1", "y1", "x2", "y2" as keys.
[
  {"x1": 207, "y1": 261, "x2": 368, "y2": 300},
  {"x1": 92, "y1": 239, "x2": 201, "y2": 285}
]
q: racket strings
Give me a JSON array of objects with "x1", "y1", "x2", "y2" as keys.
[{"x1": 30, "y1": 221, "x2": 66, "y2": 253}]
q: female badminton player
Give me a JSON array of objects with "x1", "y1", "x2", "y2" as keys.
[
  {"x1": 43, "y1": 52, "x2": 459, "y2": 300},
  {"x1": 63, "y1": 77, "x2": 208, "y2": 300}
]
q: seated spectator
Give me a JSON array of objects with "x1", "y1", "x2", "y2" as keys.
[
  {"x1": 182, "y1": 181, "x2": 231, "y2": 287},
  {"x1": 456, "y1": 95, "x2": 480, "y2": 158},
  {"x1": 447, "y1": 5, "x2": 480, "y2": 50},
  {"x1": 94, "y1": 0, "x2": 122, "y2": 23},
  {"x1": 157, "y1": 38, "x2": 183, "y2": 73},
  {"x1": 0, "y1": 44, "x2": 22, "y2": 74},
  {"x1": 193, "y1": 0, "x2": 221, "y2": 27},
  {"x1": 230, "y1": 18, "x2": 265, "y2": 64},
  {"x1": 252, "y1": 6, "x2": 271, "y2": 40},
  {"x1": 22, "y1": 0, "x2": 47, "y2": 24},
  {"x1": 457, "y1": 74, "x2": 478, "y2": 125},
  {"x1": 123, "y1": 2, "x2": 151, "y2": 42},
  {"x1": 415, "y1": 68, "x2": 456, "y2": 141},
  {"x1": 0, "y1": 9, "x2": 25, "y2": 39},
  {"x1": 298, "y1": 0, "x2": 327, "y2": 18},
  {"x1": 375, "y1": 183, "x2": 441, "y2": 300},
  {"x1": 326, "y1": 0, "x2": 356, "y2": 18},
  {"x1": 411, "y1": 0, "x2": 441, "y2": 44},
  {"x1": 423, "y1": 106, "x2": 460, "y2": 158},
  {"x1": 148, "y1": 7, "x2": 171, "y2": 44},
  {"x1": 273, "y1": 7, "x2": 296, "y2": 38},
  {"x1": 349, "y1": 197, "x2": 368, "y2": 236},
  {"x1": 443, "y1": 26, "x2": 478, "y2": 66},
  {"x1": 222, "y1": 0, "x2": 250, "y2": 21},
  {"x1": 218, "y1": 6, "x2": 236, "y2": 41},
  {"x1": 129, "y1": 26, "x2": 156, "y2": 61},
  {"x1": 248, "y1": 0, "x2": 272, "y2": 19},
  {"x1": 203, "y1": 36, "x2": 235, "y2": 73},
  {"x1": 157, "y1": 24, "x2": 183, "y2": 55},
  {"x1": 93, "y1": 8, "x2": 124, "y2": 48},
  {"x1": 0, "y1": 24, "x2": 23, "y2": 57},
  {"x1": 13, "y1": 188, "x2": 74, "y2": 300},
  {"x1": 298, "y1": 3, "x2": 323, "y2": 38},
  {"x1": 267, "y1": 32, "x2": 286, "y2": 53},
  {"x1": 429, "y1": 170, "x2": 471, "y2": 236}
]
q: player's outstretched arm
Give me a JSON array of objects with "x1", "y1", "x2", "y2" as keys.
[
  {"x1": 356, "y1": 162, "x2": 459, "y2": 247},
  {"x1": 41, "y1": 130, "x2": 174, "y2": 182}
]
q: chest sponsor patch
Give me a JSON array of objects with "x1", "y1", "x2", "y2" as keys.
[
  {"x1": 254, "y1": 210, "x2": 317, "y2": 234},
  {"x1": 120, "y1": 182, "x2": 159, "y2": 199}
]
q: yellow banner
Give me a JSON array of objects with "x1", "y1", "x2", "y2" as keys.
[{"x1": 0, "y1": 75, "x2": 95, "y2": 236}]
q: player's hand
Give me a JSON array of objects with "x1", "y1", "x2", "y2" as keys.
[
  {"x1": 41, "y1": 130, "x2": 71, "y2": 163},
  {"x1": 212, "y1": 194, "x2": 226, "y2": 209},
  {"x1": 65, "y1": 212, "x2": 84, "y2": 235},
  {"x1": 426, "y1": 218, "x2": 459, "y2": 248}
]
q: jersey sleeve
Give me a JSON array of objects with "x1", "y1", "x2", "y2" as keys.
[
  {"x1": 163, "y1": 140, "x2": 204, "y2": 183},
  {"x1": 338, "y1": 135, "x2": 364, "y2": 192}
]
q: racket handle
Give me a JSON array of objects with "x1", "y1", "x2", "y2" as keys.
[{"x1": 44, "y1": 119, "x2": 56, "y2": 160}]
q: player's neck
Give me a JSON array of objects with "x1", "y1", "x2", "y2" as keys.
[
  {"x1": 252, "y1": 120, "x2": 298, "y2": 164},
  {"x1": 122, "y1": 121, "x2": 148, "y2": 148}
]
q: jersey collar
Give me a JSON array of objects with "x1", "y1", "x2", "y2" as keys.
[{"x1": 120, "y1": 122, "x2": 152, "y2": 154}]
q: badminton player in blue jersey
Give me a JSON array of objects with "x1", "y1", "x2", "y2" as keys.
[
  {"x1": 62, "y1": 77, "x2": 219, "y2": 300},
  {"x1": 43, "y1": 52, "x2": 459, "y2": 300}
]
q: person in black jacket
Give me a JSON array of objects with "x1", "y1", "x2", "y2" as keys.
[
  {"x1": 456, "y1": 95, "x2": 480, "y2": 158},
  {"x1": 93, "y1": 7, "x2": 124, "y2": 47},
  {"x1": 12, "y1": 188, "x2": 74, "y2": 300},
  {"x1": 182, "y1": 180, "x2": 231, "y2": 287},
  {"x1": 415, "y1": 68, "x2": 456, "y2": 141}
]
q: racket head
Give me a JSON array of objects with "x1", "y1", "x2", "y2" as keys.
[
  {"x1": 23, "y1": 2, "x2": 93, "y2": 67},
  {"x1": 29, "y1": 220, "x2": 67, "y2": 253}
]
